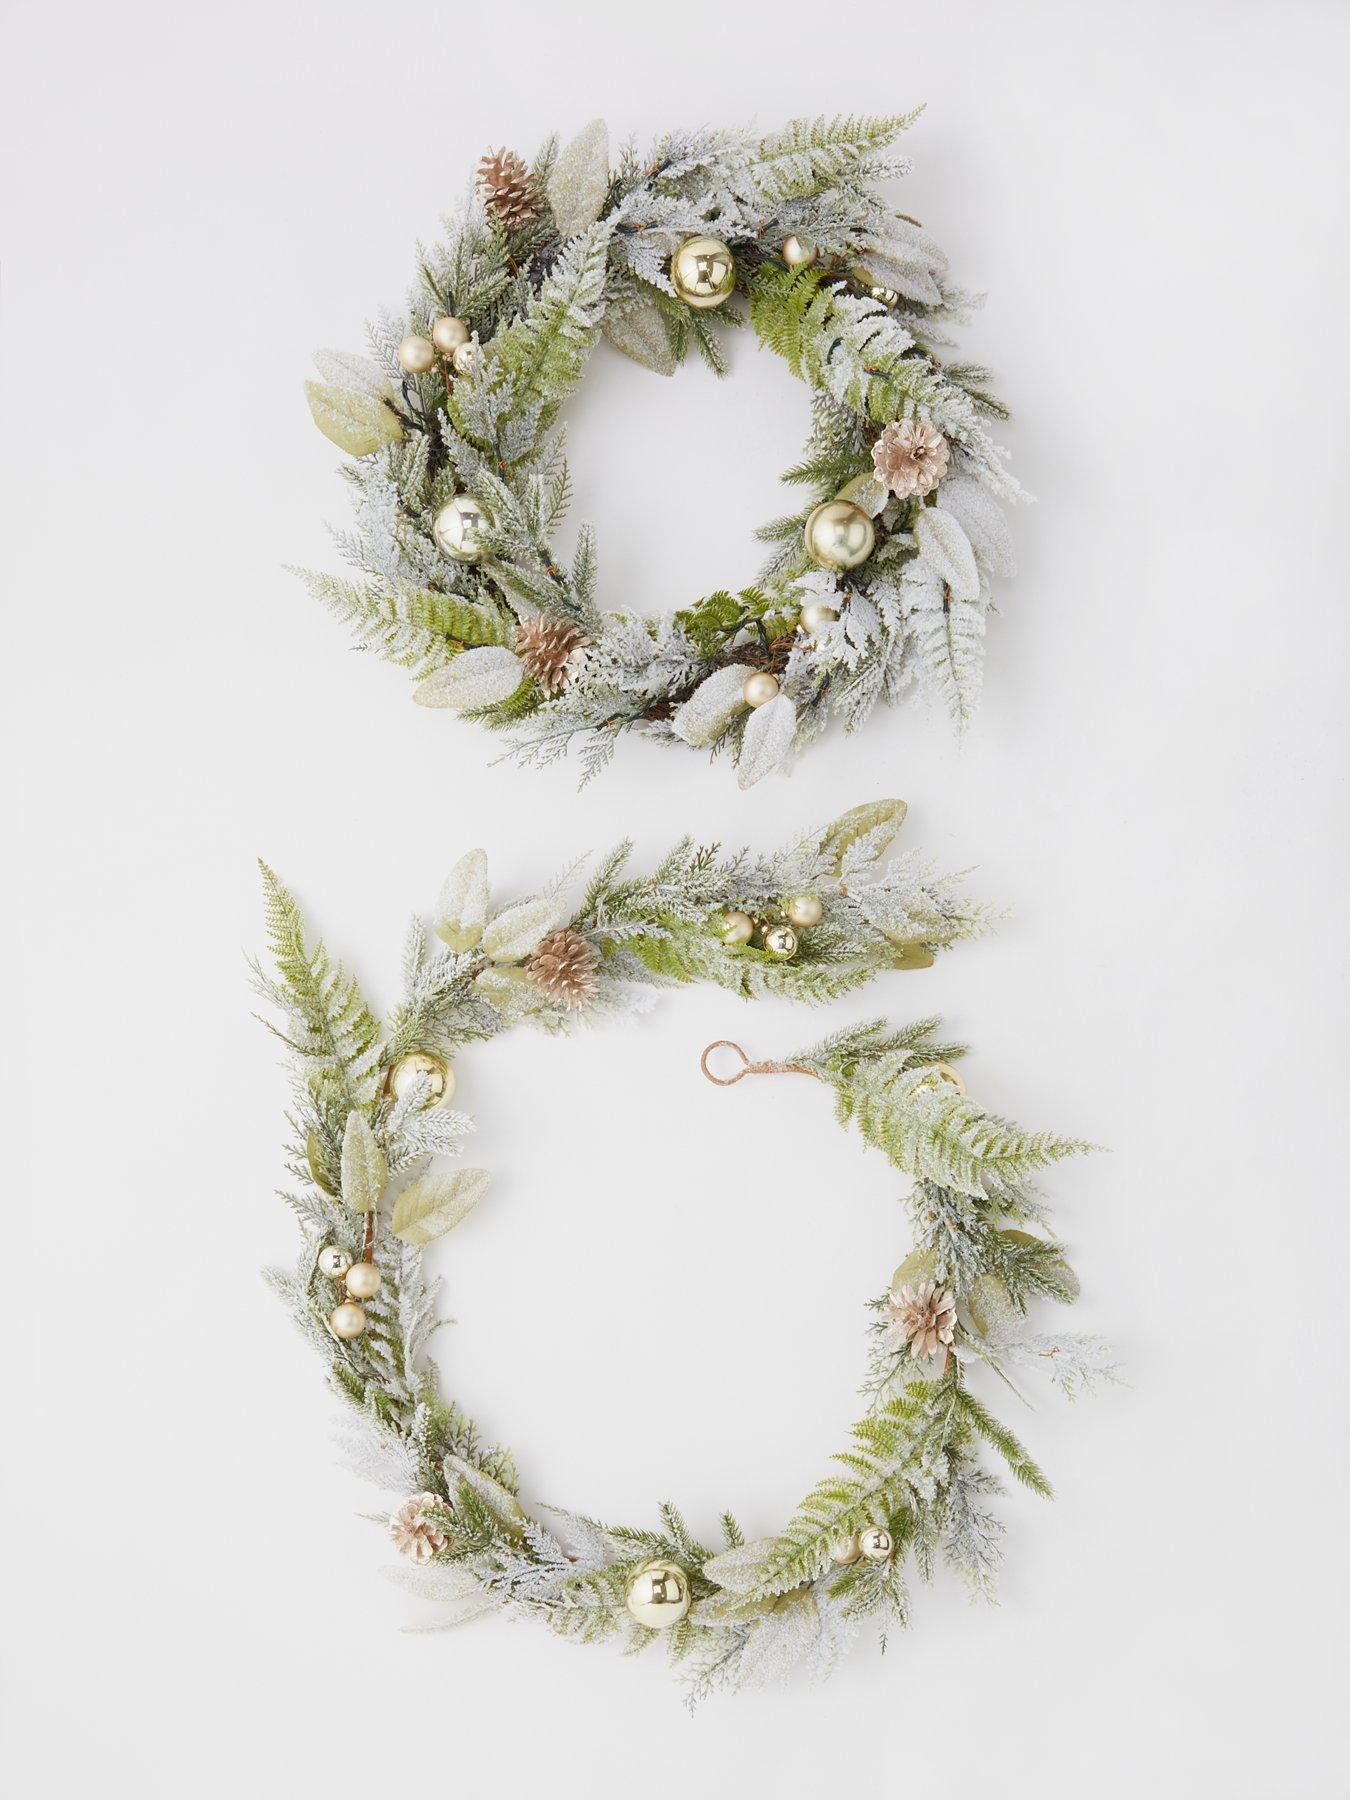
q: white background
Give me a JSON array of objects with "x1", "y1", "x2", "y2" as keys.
[{"x1": 3, "y1": 1, "x2": 1348, "y2": 1793}]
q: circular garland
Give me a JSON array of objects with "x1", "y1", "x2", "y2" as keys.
[
  {"x1": 301, "y1": 115, "x2": 1022, "y2": 786},
  {"x1": 258, "y1": 805, "x2": 1107, "y2": 1702}
]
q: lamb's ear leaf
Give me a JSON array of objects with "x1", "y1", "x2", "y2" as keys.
[{"x1": 390, "y1": 1168, "x2": 490, "y2": 1245}]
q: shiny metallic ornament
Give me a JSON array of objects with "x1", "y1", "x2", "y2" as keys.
[
  {"x1": 625, "y1": 1558, "x2": 692, "y2": 1629},
  {"x1": 850, "y1": 266, "x2": 900, "y2": 307},
  {"x1": 317, "y1": 1244, "x2": 354, "y2": 1281},
  {"x1": 432, "y1": 493, "x2": 491, "y2": 563},
  {"x1": 431, "y1": 315, "x2": 470, "y2": 354},
  {"x1": 328, "y1": 1300, "x2": 368, "y2": 1340},
  {"x1": 830, "y1": 1532, "x2": 862, "y2": 1565},
  {"x1": 784, "y1": 893, "x2": 824, "y2": 928},
  {"x1": 741, "y1": 669, "x2": 780, "y2": 709},
  {"x1": 670, "y1": 235, "x2": 737, "y2": 309},
  {"x1": 781, "y1": 234, "x2": 816, "y2": 268},
  {"x1": 858, "y1": 1525, "x2": 893, "y2": 1563},
  {"x1": 344, "y1": 1259, "x2": 382, "y2": 1301},
  {"x1": 797, "y1": 599, "x2": 840, "y2": 637},
  {"x1": 397, "y1": 334, "x2": 437, "y2": 375},
  {"x1": 762, "y1": 922, "x2": 798, "y2": 959},
  {"x1": 385, "y1": 1049, "x2": 455, "y2": 1107},
  {"x1": 909, "y1": 1062, "x2": 966, "y2": 1098},
  {"x1": 720, "y1": 910, "x2": 755, "y2": 947},
  {"x1": 450, "y1": 339, "x2": 480, "y2": 376},
  {"x1": 804, "y1": 500, "x2": 875, "y2": 572}
]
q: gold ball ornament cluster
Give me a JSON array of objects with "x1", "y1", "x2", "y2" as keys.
[
  {"x1": 670, "y1": 236, "x2": 737, "y2": 309},
  {"x1": 385, "y1": 1049, "x2": 456, "y2": 1106},
  {"x1": 432, "y1": 494, "x2": 491, "y2": 564},
  {"x1": 804, "y1": 499, "x2": 875, "y2": 572},
  {"x1": 625, "y1": 1558, "x2": 692, "y2": 1629},
  {"x1": 718, "y1": 891, "x2": 824, "y2": 959}
]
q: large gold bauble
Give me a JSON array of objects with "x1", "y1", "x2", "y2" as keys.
[
  {"x1": 385, "y1": 1049, "x2": 455, "y2": 1107},
  {"x1": 909, "y1": 1062, "x2": 966, "y2": 1099},
  {"x1": 344, "y1": 1260, "x2": 382, "y2": 1301},
  {"x1": 741, "y1": 669, "x2": 780, "y2": 709},
  {"x1": 858, "y1": 1525, "x2": 893, "y2": 1563},
  {"x1": 317, "y1": 1244, "x2": 354, "y2": 1281},
  {"x1": 720, "y1": 910, "x2": 755, "y2": 947},
  {"x1": 797, "y1": 600, "x2": 840, "y2": 637},
  {"x1": 397, "y1": 334, "x2": 437, "y2": 374},
  {"x1": 785, "y1": 893, "x2": 824, "y2": 928},
  {"x1": 432, "y1": 494, "x2": 491, "y2": 563},
  {"x1": 804, "y1": 500, "x2": 875, "y2": 572},
  {"x1": 670, "y1": 236, "x2": 737, "y2": 309},
  {"x1": 329, "y1": 1300, "x2": 368, "y2": 1340},
  {"x1": 625, "y1": 1558, "x2": 692, "y2": 1629},
  {"x1": 432, "y1": 315, "x2": 470, "y2": 354},
  {"x1": 762, "y1": 923, "x2": 798, "y2": 959},
  {"x1": 781, "y1": 234, "x2": 816, "y2": 269}
]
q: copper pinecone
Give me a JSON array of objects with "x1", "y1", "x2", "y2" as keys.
[
  {"x1": 477, "y1": 147, "x2": 540, "y2": 232},
  {"x1": 515, "y1": 615, "x2": 590, "y2": 692},
  {"x1": 526, "y1": 927, "x2": 599, "y2": 1010},
  {"x1": 871, "y1": 418, "x2": 950, "y2": 500},
  {"x1": 888, "y1": 1280, "x2": 958, "y2": 1361}
]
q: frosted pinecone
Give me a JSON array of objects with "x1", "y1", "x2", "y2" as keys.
[
  {"x1": 515, "y1": 615, "x2": 590, "y2": 692},
  {"x1": 476, "y1": 147, "x2": 540, "y2": 232},
  {"x1": 871, "y1": 419, "x2": 950, "y2": 500},
  {"x1": 526, "y1": 927, "x2": 599, "y2": 1011},
  {"x1": 887, "y1": 1280, "x2": 958, "y2": 1361},
  {"x1": 389, "y1": 1492, "x2": 451, "y2": 1564}
]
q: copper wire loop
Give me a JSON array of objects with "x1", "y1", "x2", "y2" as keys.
[{"x1": 699, "y1": 1042, "x2": 821, "y2": 1086}]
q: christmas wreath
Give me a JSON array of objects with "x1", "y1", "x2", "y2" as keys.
[
  {"x1": 257, "y1": 804, "x2": 1107, "y2": 1702},
  {"x1": 300, "y1": 115, "x2": 1022, "y2": 786}
]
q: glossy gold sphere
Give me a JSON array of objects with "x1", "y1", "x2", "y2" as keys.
[
  {"x1": 858, "y1": 1525, "x2": 893, "y2": 1563},
  {"x1": 317, "y1": 1244, "x2": 354, "y2": 1281},
  {"x1": 329, "y1": 1300, "x2": 368, "y2": 1340},
  {"x1": 625, "y1": 1558, "x2": 692, "y2": 1629},
  {"x1": 432, "y1": 494, "x2": 491, "y2": 563},
  {"x1": 450, "y1": 339, "x2": 480, "y2": 376},
  {"x1": 432, "y1": 315, "x2": 470, "y2": 354},
  {"x1": 720, "y1": 910, "x2": 755, "y2": 947},
  {"x1": 670, "y1": 236, "x2": 737, "y2": 309},
  {"x1": 344, "y1": 1260, "x2": 382, "y2": 1301},
  {"x1": 781, "y1": 234, "x2": 816, "y2": 269},
  {"x1": 397, "y1": 334, "x2": 437, "y2": 375},
  {"x1": 909, "y1": 1062, "x2": 966, "y2": 1099},
  {"x1": 762, "y1": 923, "x2": 798, "y2": 959},
  {"x1": 797, "y1": 600, "x2": 840, "y2": 636},
  {"x1": 829, "y1": 1532, "x2": 862, "y2": 1565},
  {"x1": 385, "y1": 1049, "x2": 455, "y2": 1107},
  {"x1": 785, "y1": 893, "x2": 824, "y2": 928},
  {"x1": 741, "y1": 669, "x2": 780, "y2": 709},
  {"x1": 804, "y1": 500, "x2": 875, "y2": 572}
]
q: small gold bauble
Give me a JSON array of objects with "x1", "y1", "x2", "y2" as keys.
[
  {"x1": 344, "y1": 1260, "x2": 382, "y2": 1301},
  {"x1": 625, "y1": 1558, "x2": 692, "y2": 1629},
  {"x1": 784, "y1": 893, "x2": 824, "y2": 929},
  {"x1": 909, "y1": 1062, "x2": 966, "y2": 1099},
  {"x1": 397, "y1": 334, "x2": 437, "y2": 375},
  {"x1": 432, "y1": 315, "x2": 470, "y2": 354},
  {"x1": 797, "y1": 599, "x2": 840, "y2": 637},
  {"x1": 432, "y1": 493, "x2": 491, "y2": 563},
  {"x1": 829, "y1": 1532, "x2": 862, "y2": 1566},
  {"x1": 670, "y1": 235, "x2": 737, "y2": 309},
  {"x1": 858, "y1": 1525, "x2": 893, "y2": 1563},
  {"x1": 869, "y1": 283, "x2": 900, "y2": 307},
  {"x1": 803, "y1": 500, "x2": 875, "y2": 572},
  {"x1": 317, "y1": 1244, "x2": 354, "y2": 1281},
  {"x1": 720, "y1": 910, "x2": 755, "y2": 947},
  {"x1": 328, "y1": 1300, "x2": 367, "y2": 1340},
  {"x1": 781, "y1": 234, "x2": 816, "y2": 268},
  {"x1": 741, "y1": 669, "x2": 780, "y2": 709},
  {"x1": 450, "y1": 340, "x2": 480, "y2": 376},
  {"x1": 762, "y1": 922, "x2": 798, "y2": 959},
  {"x1": 385, "y1": 1049, "x2": 455, "y2": 1107}
]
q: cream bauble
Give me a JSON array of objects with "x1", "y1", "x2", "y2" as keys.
[
  {"x1": 720, "y1": 910, "x2": 755, "y2": 947},
  {"x1": 858, "y1": 1525, "x2": 893, "y2": 1563},
  {"x1": 797, "y1": 599, "x2": 840, "y2": 636},
  {"x1": 344, "y1": 1260, "x2": 382, "y2": 1301},
  {"x1": 909, "y1": 1062, "x2": 966, "y2": 1099},
  {"x1": 450, "y1": 340, "x2": 480, "y2": 376},
  {"x1": 781, "y1": 234, "x2": 816, "y2": 269},
  {"x1": 762, "y1": 923, "x2": 798, "y2": 959},
  {"x1": 317, "y1": 1244, "x2": 354, "y2": 1281},
  {"x1": 432, "y1": 315, "x2": 470, "y2": 354},
  {"x1": 397, "y1": 334, "x2": 436, "y2": 375},
  {"x1": 829, "y1": 1533, "x2": 862, "y2": 1566},
  {"x1": 741, "y1": 669, "x2": 780, "y2": 709},
  {"x1": 432, "y1": 494, "x2": 491, "y2": 563},
  {"x1": 670, "y1": 236, "x2": 736, "y2": 309},
  {"x1": 784, "y1": 893, "x2": 824, "y2": 928},
  {"x1": 625, "y1": 1558, "x2": 692, "y2": 1629},
  {"x1": 329, "y1": 1300, "x2": 368, "y2": 1340},
  {"x1": 803, "y1": 500, "x2": 875, "y2": 572},
  {"x1": 385, "y1": 1049, "x2": 455, "y2": 1107}
]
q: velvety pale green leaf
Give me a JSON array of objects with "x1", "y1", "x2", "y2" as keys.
[
  {"x1": 670, "y1": 664, "x2": 748, "y2": 747},
  {"x1": 479, "y1": 897, "x2": 562, "y2": 963},
  {"x1": 548, "y1": 118, "x2": 610, "y2": 236},
  {"x1": 704, "y1": 1537, "x2": 778, "y2": 1596},
  {"x1": 435, "y1": 848, "x2": 489, "y2": 952},
  {"x1": 305, "y1": 380, "x2": 404, "y2": 457},
  {"x1": 820, "y1": 798, "x2": 908, "y2": 871},
  {"x1": 313, "y1": 348, "x2": 395, "y2": 398},
  {"x1": 340, "y1": 1112, "x2": 386, "y2": 1213},
  {"x1": 603, "y1": 293, "x2": 677, "y2": 376},
  {"x1": 736, "y1": 693, "x2": 797, "y2": 789},
  {"x1": 889, "y1": 1245, "x2": 938, "y2": 1293},
  {"x1": 935, "y1": 475, "x2": 1016, "y2": 577},
  {"x1": 390, "y1": 1167, "x2": 490, "y2": 1245},
  {"x1": 914, "y1": 507, "x2": 980, "y2": 602},
  {"x1": 413, "y1": 647, "x2": 524, "y2": 710}
]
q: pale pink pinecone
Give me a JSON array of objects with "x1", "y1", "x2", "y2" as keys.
[
  {"x1": 525, "y1": 926, "x2": 600, "y2": 1010},
  {"x1": 871, "y1": 419, "x2": 950, "y2": 500},
  {"x1": 388, "y1": 1492, "x2": 451, "y2": 1564},
  {"x1": 514, "y1": 615, "x2": 590, "y2": 692},
  {"x1": 888, "y1": 1280, "x2": 958, "y2": 1360}
]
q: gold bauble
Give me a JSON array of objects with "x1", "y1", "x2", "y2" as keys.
[
  {"x1": 329, "y1": 1300, "x2": 367, "y2": 1340},
  {"x1": 909, "y1": 1062, "x2": 966, "y2": 1099},
  {"x1": 317, "y1": 1244, "x2": 354, "y2": 1281},
  {"x1": 344, "y1": 1260, "x2": 382, "y2": 1301},
  {"x1": 432, "y1": 315, "x2": 470, "y2": 354},
  {"x1": 781, "y1": 234, "x2": 816, "y2": 269},
  {"x1": 385, "y1": 1049, "x2": 455, "y2": 1107},
  {"x1": 858, "y1": 1525, "x2": 893, "y2": 1563},
  {"x1": 397, "y1": 334, "x2": 437, "y2": 374},
  {"x1": 797, "y1": 600, "x2": 840, "y2": 637},
  {"x1": 670, "y1": 236, "x2": 737, "y2": 309},
  {"x1": 784, "y1": 893, "x2": 824, "y2": 928},
  {"x1": 762, "y1": 923, "x2": 798, "y2": 959},
  {"x1": 625, "y1": 1558, "x2": 692, "y2": 1629},
  {"x1": 829, "y1": 1533, "x2": 861, "y2": 1566},
  {"x1": 450, "y1": 339, "x2": 480, "y2": 376},
  {"x1": 804, "y1": 500, "x2": 875, "y2": 572},
  {"x1": 741, "y1": 669, "x2": 780, "y2": 709},
  {"x1": 720, "y1": 910, "x2": 755, "y2": 947},
  {"x1": 432, "y1": 494, "x2": 491, "y2": 563}
]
